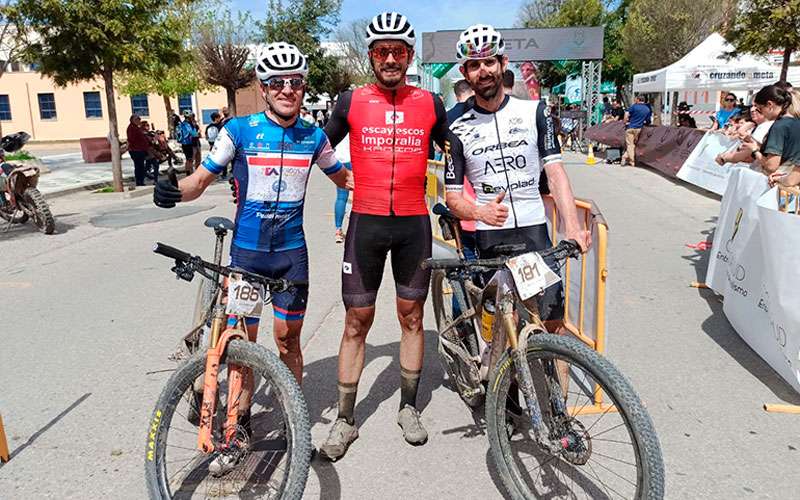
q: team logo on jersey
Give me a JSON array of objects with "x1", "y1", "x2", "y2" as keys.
[
  {"x1": 272, "y1": 180, "x2": 288, "y2": 192},
  {"x1": 249, "y1": 118, "x2": 260, "y2": 127},
  {"x1": 386, "y1": 111, "x2": 404, "y2": 125},
  {"x1": 508, "y1": 127, "x2": 529, "y2": 136}
]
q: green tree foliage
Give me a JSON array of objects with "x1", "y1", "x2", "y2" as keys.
[
  {"x1": 622, "y1": 0, "x2": 736, "y2": 73},
  {"x1": 7, "y1": 0, "x2": 189, "y2": 192},
  {"x1": 724, "y1": 0, "x2": 800, "y2": 81},
  {"x1": 260, "y1": 0, "x2": 345, "y2": 100}
]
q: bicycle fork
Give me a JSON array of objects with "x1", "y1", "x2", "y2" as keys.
[
  {"x1": 500, "y1": 299, "x2": 571, "y2": 456},
  {"x1": 197, "y1": 309, "x2": 248, "y2": 453}
]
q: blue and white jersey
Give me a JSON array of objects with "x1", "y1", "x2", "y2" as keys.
[{"x1": 202, "y1": 112, "x2": 342, "y2": 252}]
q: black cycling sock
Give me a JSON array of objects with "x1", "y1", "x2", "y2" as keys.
[
  {"x1": 337, "y1": 381, "x2": 358, "y2": 425},
  {"x1": 400, "y1": 366, "x2": 422, "y2": 410}
]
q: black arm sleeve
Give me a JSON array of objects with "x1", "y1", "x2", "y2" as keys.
[
  {"x1": 444, "y1": 130, "x2": 466, "y2": 192},
  {"x1": 536, "y1": 101, "x2": 562, "y2": 166},
  {"x1": 430, "y1": 94, "x2": 449, "y2": 151},
  {"x1": 323, "y1": 90, "x2": 352, "y2": 148}
]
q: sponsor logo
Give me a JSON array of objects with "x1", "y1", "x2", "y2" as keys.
[
  {"x1": 272, "y1": 180, "x2": 288, "y2": 192},
  {"x1": 472, "y1": 139, "x2": 529, "y2": 156},
  {"x1": 343, "y1": 262, "x2": 352, "y2": 274},
  {"x1": 263, "y1": 167, "x2": 308, "y2": 177},
  {"x1": 255, "y1": 133, "x2": 265, "y2": 140},
  {"x1": 508, "y1": 127, "x2": 529, "y2": 135},
  {"x1": 484, "y1": 154, "x2": 528, "y2": 175},
  {"x1": 725, "y1": 207, "x2": 744, "y2": 252},
  {"x1": 481, "y1": 177, "x2": 537, "y2": 194},
  {"x1": 248, "y1": 118, "x2": 259, "y2": 127},
  {"x1": 510, "y1": 117, "x2": 524, "y2": 125},
  {"x1": 386, "y1": 111, "x2": 404, "y2": 125}
]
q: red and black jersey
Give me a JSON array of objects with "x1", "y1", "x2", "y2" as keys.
[{"x1": 325, "y1": 83, "x2": 448, "y2": 216}]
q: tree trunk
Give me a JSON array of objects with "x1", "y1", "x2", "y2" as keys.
[
  {"x1": 226, "y1": 87, "x2": 237, "y2": 116},
  {"x1": 103, "y1": 67, "x2": 124, "y2": 192},
  {"x1": 780, "y1": 47, "x2": 792, "y2": 82},
  {"x1": 163, "y1": 94, "x2": 174, "y2": 138}
]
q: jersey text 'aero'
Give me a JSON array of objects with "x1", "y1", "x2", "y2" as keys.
[{"x1": 202, "y1": 112, "x2": 341, "y2": 252}]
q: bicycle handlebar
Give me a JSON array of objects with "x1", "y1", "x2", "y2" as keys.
[
  {"x1": 153, "y1": 241, "x2": 307, "y2": 292},
  {"x1": 422, "y1": 239, "x2": 581, "y2": 271}
]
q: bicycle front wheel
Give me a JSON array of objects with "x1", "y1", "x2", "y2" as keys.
[
  {"x1": 486, "y1": 334, "x2": 664, "y2": 499},
  {"x1": 145, "y1": 340, "x2": 311, "y2": 499}
]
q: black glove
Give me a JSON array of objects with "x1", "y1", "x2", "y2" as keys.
[
  {"x1": 154, "y1": 177, "x2": 182, "y2": 208},
  {"x1": 229, "y1": 177, "x2": 238, "y2": 205}
]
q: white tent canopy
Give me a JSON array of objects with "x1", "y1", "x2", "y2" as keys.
[{"x1": 633, "y1": 33, "x2": 779, "y2": 93}]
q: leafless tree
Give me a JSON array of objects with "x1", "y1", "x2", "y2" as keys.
[
  {"x1": 517, "y1": 0, "x2": 567, "y2": 27},
  {"x1": 334, "y1": 18, "x2": 372, "y2": 85}
]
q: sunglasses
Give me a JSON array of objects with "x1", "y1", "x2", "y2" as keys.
[
  {"x1": 724, "y1": 98, "x2": 736, "y2": 102},
  {"x1": 370, "y1": 46, "x2": 409, "y2": 62},
  {"x1": 266, "y1": 77, "x2": 305, "y2": 91},
  {"x1": 457, "y1": 40, "x2": 502, "y2": 61}
]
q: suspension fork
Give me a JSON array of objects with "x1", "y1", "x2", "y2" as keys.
[
  {"x1": 500, "y1": 295, "x2": 564, "y2": 454},
  {"x1": 197, "y1": 308, "x2": 247, "y2": 453}
]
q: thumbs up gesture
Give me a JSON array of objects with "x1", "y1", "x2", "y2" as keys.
[{"x1": 477, "y1": 190, "x2": 509, "y2": 227}]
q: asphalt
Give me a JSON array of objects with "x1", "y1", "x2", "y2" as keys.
[{"x1": 0, "y1": 152, "x2": 798, "y2": 499}]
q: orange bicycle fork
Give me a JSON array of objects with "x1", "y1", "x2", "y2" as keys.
[{"x1": 196, "y1": 314, "x2": 250, "y2": 454}]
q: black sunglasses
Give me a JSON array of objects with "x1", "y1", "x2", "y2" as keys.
[{"x1": 266, "y1": 77, "x2": 305, "y2": 91}]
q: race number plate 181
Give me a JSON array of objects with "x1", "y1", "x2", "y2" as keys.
[
  {"x1": 226, "y1": 274, "x2": 265, "y2": 318},
  {"x1": 506, "y1": 252, "x2": 561, "y2": 300}
]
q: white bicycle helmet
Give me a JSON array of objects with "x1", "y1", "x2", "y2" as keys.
[
  {"x1": 365, "y1": 12, "x2": 415, "y2": 47},
  {"x1": 254, "y1": 42, "x2": 308, "y2": 82},
  {"x1": 456, "y1": 24, "x2": 505, "y2": 62}
]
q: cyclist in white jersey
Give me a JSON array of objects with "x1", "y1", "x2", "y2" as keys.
[{"x1": 444, "y1": 24, "x2": 591, "y2": 322}]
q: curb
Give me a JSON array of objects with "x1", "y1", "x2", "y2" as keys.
[{"x1": 42, "y1": 174, "x2": 136, "y2": 200}]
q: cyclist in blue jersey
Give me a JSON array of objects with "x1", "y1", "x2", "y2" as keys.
[{"x1": 154, "y1": 43, "x2": 352, "y2": 383}]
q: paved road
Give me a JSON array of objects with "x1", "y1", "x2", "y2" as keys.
[{"x1": 1, "y1": 153, "x2": 799, "y2": 499}]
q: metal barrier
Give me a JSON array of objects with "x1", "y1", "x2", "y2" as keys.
[
  {"x1": 778, "y1": 186, "x2": 800, "y2": 214},
  {"x1": 426, "y1": 161, "x2": 613, "y2": 415},
  {"x1": 0, "y1": 412, "x2": 9, "y2": 462}
]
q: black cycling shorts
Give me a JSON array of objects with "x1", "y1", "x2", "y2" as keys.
[
  {"x1": 342, "y1": 213, "x2": 432, "y2": 308},
  {"x1": 476, "y1": 223, "x2": 564, "y2": 321}
]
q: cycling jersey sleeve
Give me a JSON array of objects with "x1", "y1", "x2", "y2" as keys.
[
  {"x1": 536, "y1": 101, "x2": 562, "y2": 167},
  {"x1": 444, "y1": 130, "x2": 466, "y2": 192},
  {"x1": 313, "y1": 133, "x2": 343, "y2": 175},
  {"x1": 323, "y1": 90, "x2": 352, "y2": 148},
  {"x1": 431, "y1": 94, "x2": 448, "y2": 151},
  {"x1": 201, "y1": 120, "x2": 237, "y2": 175}
]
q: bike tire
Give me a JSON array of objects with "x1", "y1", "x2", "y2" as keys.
[
  {"x1": 144, "y1": 340, "x2": 312, "y2": 500},
  {"x1": 485, "y1": 334, "x2": 664, "y2": 499},
  {"x1": 23, "y1": 187, "x2": 54, "y2": 234}
]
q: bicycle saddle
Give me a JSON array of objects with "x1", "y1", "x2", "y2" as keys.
[{"x1": 204, "y1": 216, "x2": 234, "y2": 232}]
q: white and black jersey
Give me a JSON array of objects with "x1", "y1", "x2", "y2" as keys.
[{"x1": 445, "y1": 95, "x2": 561, "y2": 231}]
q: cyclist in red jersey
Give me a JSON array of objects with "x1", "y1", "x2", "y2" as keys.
[{"x1": 319, "y1": 12, "x2": 448, "y2": 461}]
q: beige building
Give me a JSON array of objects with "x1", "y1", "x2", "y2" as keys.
[{"x1": 0, "y1": 66, "x2": 229, "y2": 142}]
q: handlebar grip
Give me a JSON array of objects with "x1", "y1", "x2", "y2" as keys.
[{"x1": 153, "y1": 242, "x2": 192, "y2": 262}]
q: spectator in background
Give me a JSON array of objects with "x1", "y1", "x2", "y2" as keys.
[
  {"x1": 676, "y1": 101, "x2": 696, "y2": 128},
  {"x1": 621, "y1": 95, "x2": 652, "y2": 167},
  {"x1": 602, "y1": 96, "x2": 611, "y2": 116},
  {"x1": 446, "y1": 79, "x2": 474, "y2": 126},
  {"x1": 300, "y1": 106, "x2": 313, "y2": 123},
  {"x1": 743, "y1": 84, "x2": 800, "y2": 175},
  {"x1": 205, "y1": 112, "x2": 226, "y2": 178},
  {"x1": 604, "y1": 98, "x2": 624, "y2": 122},
  {"x1": 177, "y1": 111, "x2": 198, "y2": 175},
  {"x1": 126, "y1": 114, "x2": 150, "y2": 186},
  {"x1": 502, "y1": 69, "x2": 514, "y2": 94},
  {"x1": 188, "y1": 112, "x2": 202, "y2": 169},
  {"x1": 141, "y1": 120, "x2": 160, "y2": 181},
  {"x1": 711, "y1": 92, "x2": 740, "y2": 130},
  {"x1": 333, "y1": 134, "x2": 352, "y2": 243}
]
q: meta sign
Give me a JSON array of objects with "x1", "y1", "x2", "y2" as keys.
[{"x1": 421, "y1": 27, "x2": 604, "y2": 63}]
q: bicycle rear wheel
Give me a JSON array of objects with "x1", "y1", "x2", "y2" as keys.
[
  {"x1": 486, "y1": 334, "x2": 664, "y2": 499},
  {"x1": 145, "y1": 340, "x2": 311, "y2": 499}
]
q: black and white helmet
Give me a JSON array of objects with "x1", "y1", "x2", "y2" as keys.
[
  {"x1": 254, "y1": 42, "x2": 308, "y2": 82},
  {"x1": 456, "y1": 24, "x2": 505, "y2": 62},
  {"x1": 365, "y1": 12, "x2": 415, "y2": 47}
]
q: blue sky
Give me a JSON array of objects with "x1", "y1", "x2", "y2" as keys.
[{"x1": 230, "y1": 0, "x2": 524, "y2": 37}]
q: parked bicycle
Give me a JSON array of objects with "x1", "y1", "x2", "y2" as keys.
[
  {"x1": 427, "y1": 203, "x2": 664, "y2": 499},
  {"x1": 145, "y1": 217, "x2": 311, "y2": 499}
]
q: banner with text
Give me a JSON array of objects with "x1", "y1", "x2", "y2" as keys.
[
  {"x1": 707, "y1": 168, "x2": 800, "y2": 394},
  {"x1": 677, "y1": 132, "x2": 751, "y2": 195}
]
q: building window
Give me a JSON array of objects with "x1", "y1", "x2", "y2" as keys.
[
  {"x1": 0, "y1": 95, "x2": 11, "y2": 121},
  {"x1": 38, "y1": 93, "x2": 57, "y2": 120},
  {"x1": 131, "y1": 94, "x2": 149, "y2": 117},
  {"x1": 178, "y1": 93, "x2": 193, "y2": 115},
  {"x1": 83, "y1": 91, "x2": 103, "y2": 118}
]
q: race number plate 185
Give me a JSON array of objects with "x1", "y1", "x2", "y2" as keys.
[
  {"x1": 226, "y1": 274, "x2": 265, "y2": 318},
  {"x1": 506, "y1": 252, "x2": 561, "y2": 300}
]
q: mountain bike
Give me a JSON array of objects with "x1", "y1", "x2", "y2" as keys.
[
  {"x1": 145, "y1": 235, "x2": 311, "y2": 499},
  {"x1": 426, "y1": 203, "x2": 664, "y2": 499}
]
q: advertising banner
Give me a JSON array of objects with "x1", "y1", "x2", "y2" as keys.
[{"x1": 676, "y1": 132, "x2": 751, "y2": 195}]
